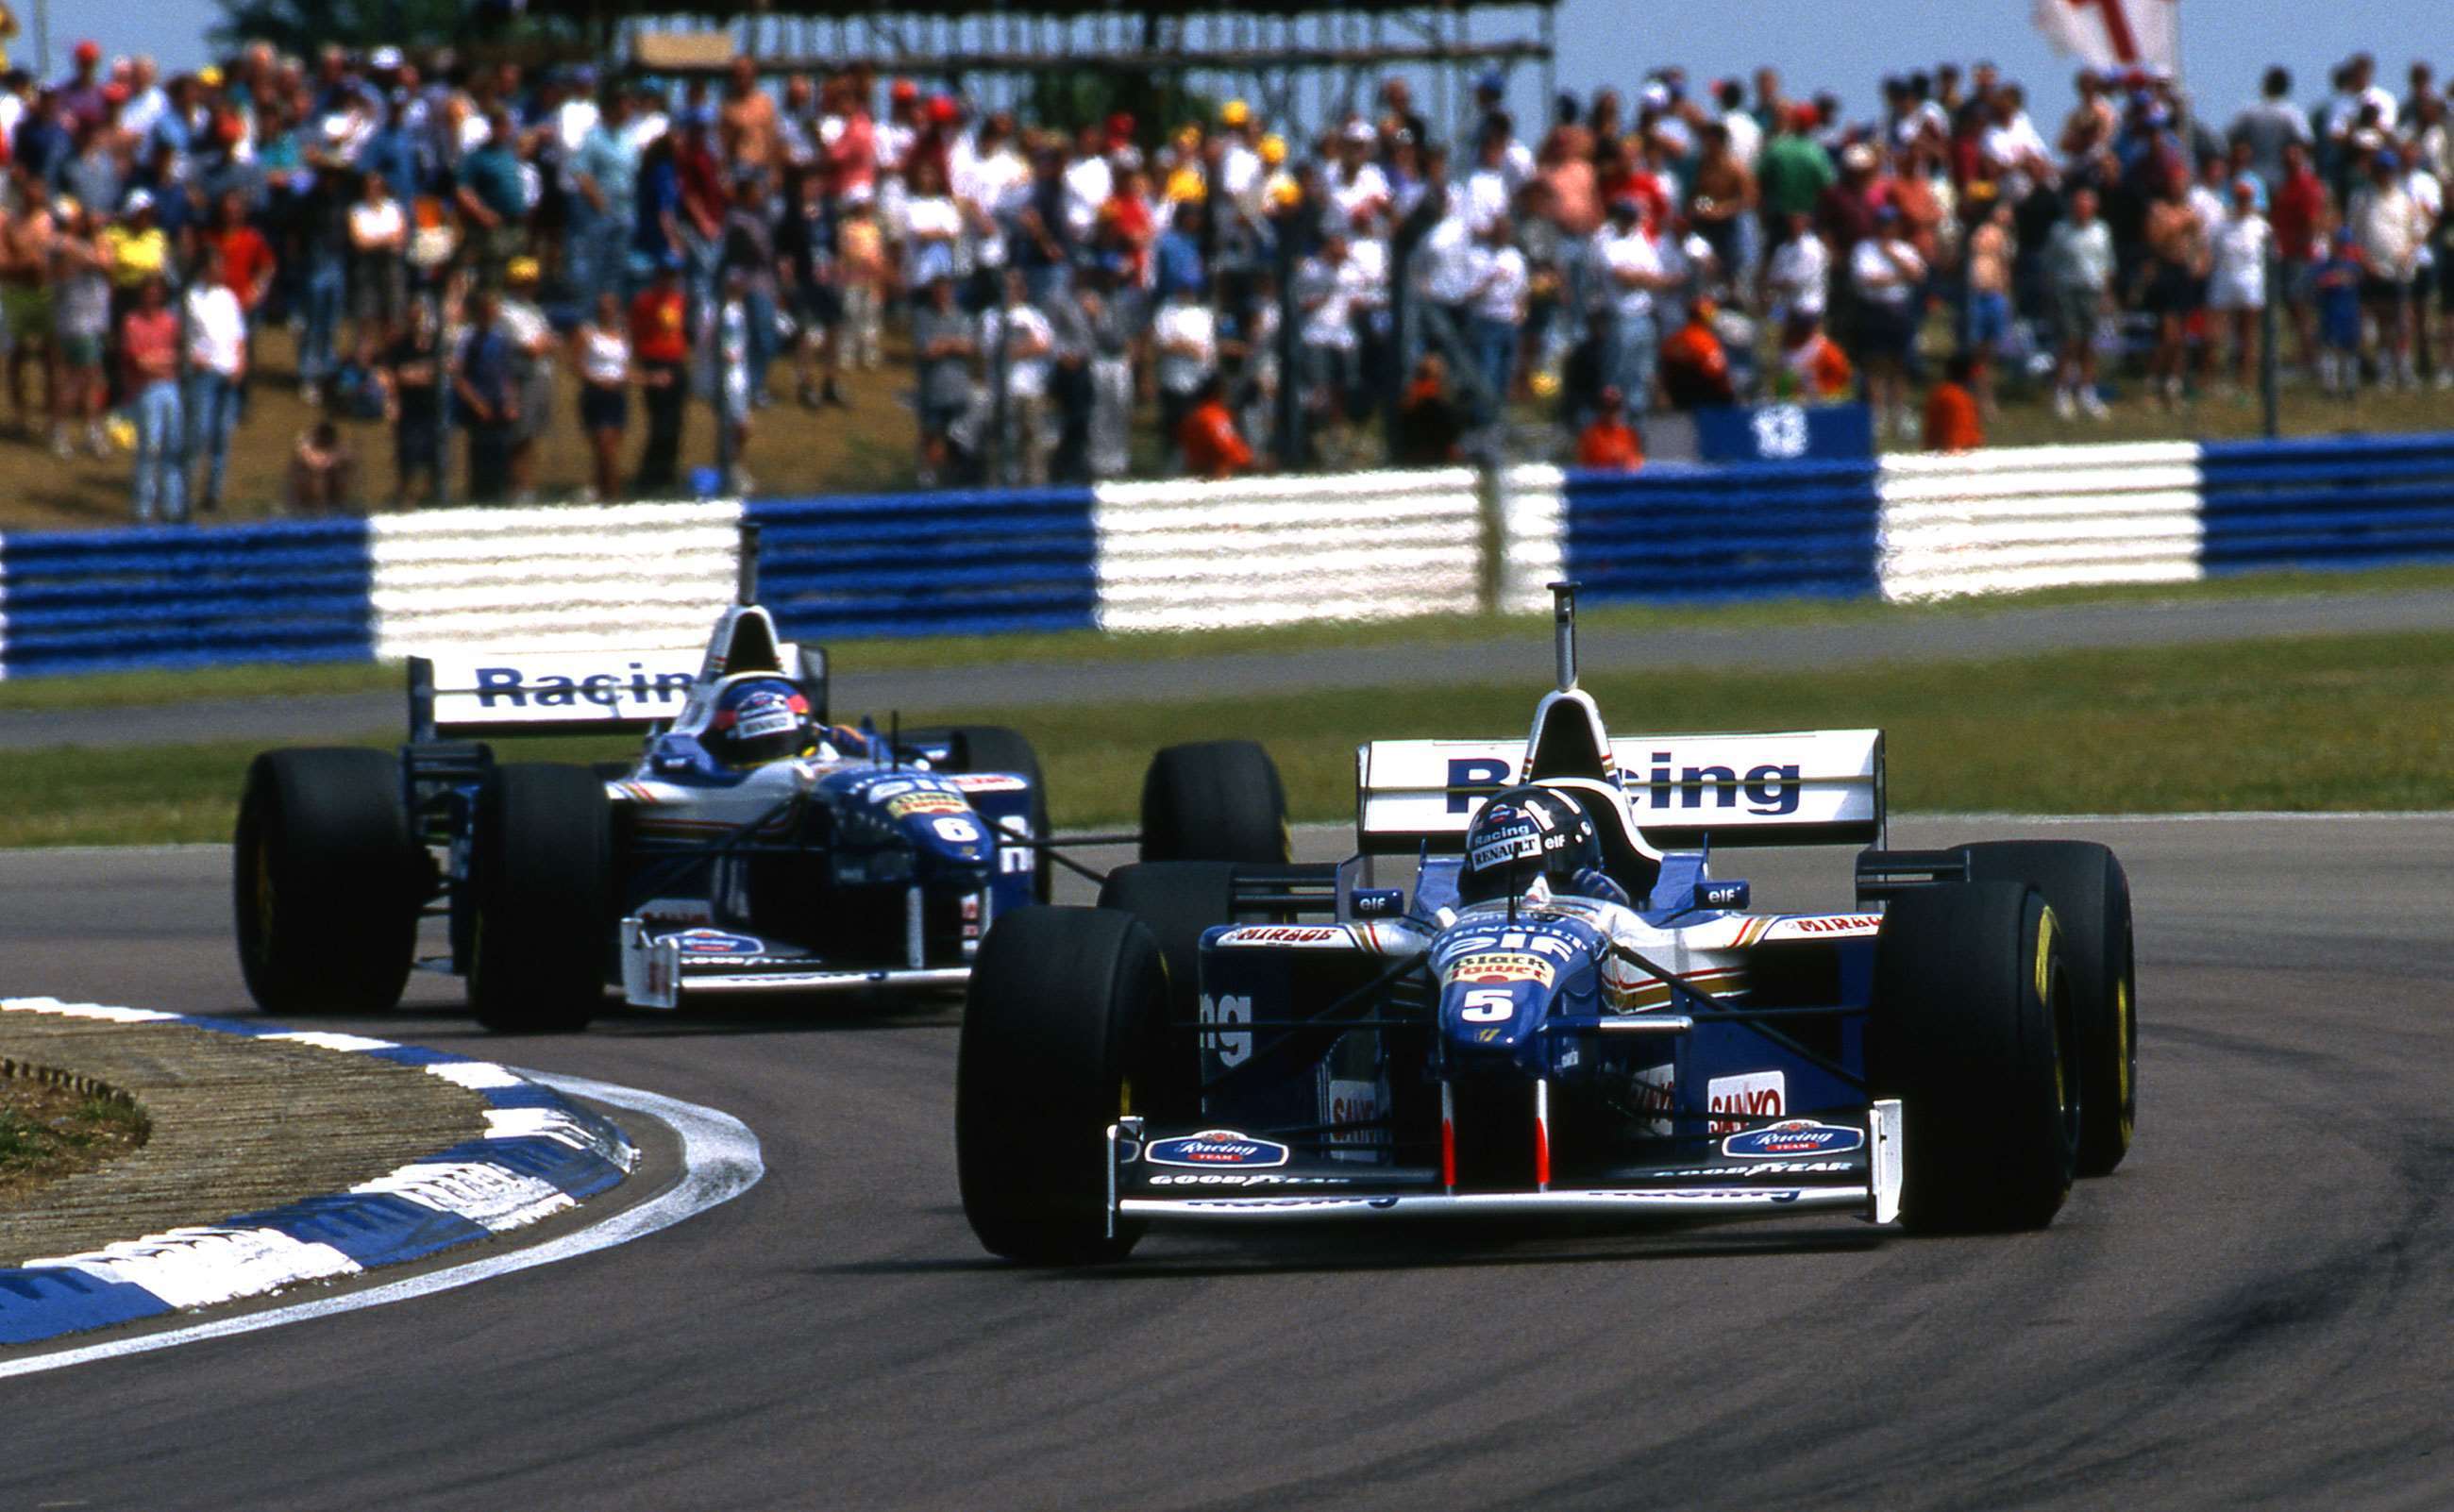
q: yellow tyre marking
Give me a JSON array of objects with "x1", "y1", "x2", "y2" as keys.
[
  {"x1": 2116, "y1": 972, "x2": 2135, "y2": 1140},
  {"x1": 2037, "y1": 905, "x2": 2065, "y2": 1109}
]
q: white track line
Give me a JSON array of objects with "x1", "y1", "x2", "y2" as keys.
[{"x1": 0, "y1": 1071, "x2": 761, "y2": 1379}]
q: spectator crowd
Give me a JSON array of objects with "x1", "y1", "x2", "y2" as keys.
[{"x1": 3, "y1": 38, "x2": 2452, "y2": 521}]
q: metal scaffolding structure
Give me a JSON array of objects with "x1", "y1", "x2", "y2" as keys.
[{"x1": 597, "y1": 4, "x2": 1556, "y2": 138}]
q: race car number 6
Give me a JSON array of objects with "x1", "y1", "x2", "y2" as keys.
[
  {"x1": 1460, "y1": 987, "x2": 1515, "y2": 1022},
  {"x1": 933, "y1": 815, "x2": 980, "y2": 844}
]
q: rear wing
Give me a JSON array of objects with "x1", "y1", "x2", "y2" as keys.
[
  {"x1": 409, "y1": 641, "x2": 829, "y2": 741},
  {"x1": 1356, "y1": 729, "x2": 1885, "y2": 853}
]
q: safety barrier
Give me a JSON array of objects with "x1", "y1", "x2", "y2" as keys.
[
  {"x1": 367, "y1": 500, "x2": 743, "y2": 659},
  {"x1": 1093, "y1": 470, "x2": 1480, "y2": 631},
  {"x1": 2199, "y1": 434, "x2": 2454, "y2": 575},
  {"x1": 6, "y1": 433, "x2": 2453, "y2": 677},
  {"x1": 1878, "y1": 442, "x2": 2204, "y2": 601},
  {"x1": 750, "y1": 486, "x2": 1098, "y2": 641},
  {"x1": 1556, "y1": 459, "x2": 1884, "y2": 603},
  {"x1": 0, "y1": 519, "x2": 374, "y2": 679}
]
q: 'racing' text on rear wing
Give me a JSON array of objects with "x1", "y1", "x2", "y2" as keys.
[
  {"x1": 1355, "y1": 729, "x2": 1885, "y2": 852},
  {"x1": 409, "y1": 643, "x2": 828, "y2": 740}
]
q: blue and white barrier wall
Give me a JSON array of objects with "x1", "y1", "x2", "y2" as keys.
[
  {"x1": 1095, "y1": 470, "x2": 1481, "y2": 631},
  {"x1": 4, "y1": 433, "x2": 2451, "y2": 677},
  {"x1": 1876, "y1": 442, "x2": 2203, "y2": 601}
]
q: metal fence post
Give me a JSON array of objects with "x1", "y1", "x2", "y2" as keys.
[
  {"x1": 2261, "y1": 244, "x2": 2280, "y2": 440},
  {"x1": 1474, "y1": 461, "x2": 1506, "y2": 616}
]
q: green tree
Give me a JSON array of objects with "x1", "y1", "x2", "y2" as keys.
[{"x1": 209, "y1": 0, "x2": 511, "y2": 59}]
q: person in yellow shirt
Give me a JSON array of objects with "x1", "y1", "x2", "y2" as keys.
[{"x1": 100, "y1": 191, "x2": 171, "y2": 297}]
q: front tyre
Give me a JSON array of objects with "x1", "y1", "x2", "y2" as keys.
[
  {"x1": 957, "y1": 907, "x2": 1166, "y2": 1264},
  {"x1": 1959, "y1": 840, "x2": 2136, "y2": 1176},
  {"x1": 468, "y1": 764, "x2": 613, "y2": 1033},
  {"x1": 1139, "y1": 740, "x2": 1290, "y2": 865},
  {"x1": 1872, "y1": 882, "x2": 2078, "y2": 1234},
  {"x1": 234, "y1": 748, "x2": 423, "y2": 1016}
]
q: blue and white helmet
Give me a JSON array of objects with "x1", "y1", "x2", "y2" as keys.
[{"x1": 708, "y1": 678, "x2": 816, "y2": 767}]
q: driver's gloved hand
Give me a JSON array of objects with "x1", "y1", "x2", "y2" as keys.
[{"x1": 1566, "y1": 867, "x2": 1631, "y2": 907}]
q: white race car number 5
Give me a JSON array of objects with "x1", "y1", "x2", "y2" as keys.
[{"x1": 1460, "y1": 988, "x2": 1516, "y2": 1023}]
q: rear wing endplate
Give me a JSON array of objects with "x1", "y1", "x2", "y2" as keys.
[
  {"x1": 409, "y1": 641, "x2": 829, "y2": 741},
  {"x1": 1356, "y1": 729, "x2": 1885, "y2": 853}
]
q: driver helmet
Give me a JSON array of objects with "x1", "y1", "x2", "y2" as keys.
[
  {"x1": 1457, "y1": 784, "x2": 1603, "y2": 904},
  {"x1": 708, "y1": 678, "x2": 817, "y2": 767}
]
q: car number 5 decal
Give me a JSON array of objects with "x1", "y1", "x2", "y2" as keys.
[{"x1": 1460, "y1": 987, "x2": 1516, "y2": 1023}]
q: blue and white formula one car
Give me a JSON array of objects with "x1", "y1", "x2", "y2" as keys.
[
  {"x1": 956, "y1": 584, "x2": 2137, "y2": 1263},
  {"x1": 234, "y1": 578, "x2": 1288, "y2": 1033}
]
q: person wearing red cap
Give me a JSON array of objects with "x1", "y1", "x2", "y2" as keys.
[{"x1": 59, "y1": 42, "x2": 109, "y2": 135}]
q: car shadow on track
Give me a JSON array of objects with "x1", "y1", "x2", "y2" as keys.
[
  {"x1": 811, "y1": 1224, "x2": 1883, "y2": 1282},
  {"x1": 350, "y1": 992, "x2": 966, "y2": 1043}
]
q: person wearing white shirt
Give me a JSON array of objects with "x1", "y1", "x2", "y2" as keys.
[
  {"x1": 2349, "y1": 148, "x2": 2429, "y2": 385},
  {"x1": 1464, "y1": 216, "x2": 1527, "y2": 418},
  {"x1": 120, "y1": 59, "x2": 168, "y2": 141},
  {"x1": 980, "y1": 270, "x2": 1056, "y2": 484},
  {"x1": 2325, "y1": 56, "x2": 2398, "y2": 149},
  {"x1": 1760, "y1": 210, "x2": 1830, "y2": 324},
  {"x1": 1297, "y1": 231, "x2": 1362, "y2": 452},
  {"x1": 1063, "y1": 130, "x2": 1114, "y2": 240},
  {"x1": 182, "y1": 253, "x2": 248, "y2": 511},
  {"x1": 1591, "y1": 198, "x2": 1673, "y2": 412},
  {"x1": 1848, "y1": 207, "x2": 1926, "y2": 438},
  {"x1": 2207, "y1": 176, "x2": 2273, "y2": 391},
  {"x1": 1980, "y1": 90, "x2": 2054, "y2": 203},
  {"x1": 1151, "y1": 286, "x2": 1219, "y2": 470}
]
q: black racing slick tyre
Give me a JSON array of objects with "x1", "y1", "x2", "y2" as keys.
[
  {"x1": 1097, "y1": 862, "x2": 1239, "y2": 1125},
  {"x1": 234, "y1": 748, "x2": 423, "y2": 1016},
  {"x1": 1958, "y1": 840, "x2": 2137, "y2": 1177},
  {"x1": 1139, "y1": 740, "x2": 1290, "y2": 865},
  {"x1": 1872, "y1": 882, "x2": 2079, "y2": 1234},
  {"x1": 957, "y1": 906, "x2": 1166, "y2": 1265},
  {"x1": 933, "y1": 725, "x2": 1051, "y2": 903},
  {"x1": 467, "y1": 764, "x2": 613, "y2": 1034}
]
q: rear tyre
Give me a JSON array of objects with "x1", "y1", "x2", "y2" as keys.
[
  {"x1": 1097, "y1": 861, "x2": 1239, "y2": 1124},
  {"x1": 1872, "y1": 882, "x2": 2078, "y2": 1234},
  {"x1": 1140, "y1": 740, "x2": 1290, "y2": 865},
  {"x1": 934, "y1": 725, "x2": 1051, "y2": 903},
  {"x1": 468, "y1": 764, "x2": 613, "y2": 1033},
  {"x1": 1959, "y1": 840, "x2": 2136, "y2": 1176},
  {"x1": 957, "y1": 907, "x2": 1165, "y2": 1264},
  {"x1": 234, "y1": 748, "x2": 423, "y2": 1016}
]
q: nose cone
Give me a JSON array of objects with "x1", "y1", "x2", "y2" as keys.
[
  {"x1": 1438, "y1": 970, "x2": 1552, "y2": 1059},
  {"x1": 1431, "y1": 917, "x2": 1601, "y2": 1069},
  {"x1": 897, "y1": 800, "x2": 996, "y2": 887}
]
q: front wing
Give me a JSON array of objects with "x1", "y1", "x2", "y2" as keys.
[
  {"x1": 616, "y1": 917, "x2": 969, "y2": 1008},
  {"x1": 1108, "y1": 1100, "x2": 1906, "y2": 1231}
]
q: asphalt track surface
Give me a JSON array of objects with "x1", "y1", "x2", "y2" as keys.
[
  {"x1": 4, "y1": 815, "x2": 2451, "y2": 1510},
  {"x1": 9, "y1": 583, "x2": 2454, "y2": 749}
]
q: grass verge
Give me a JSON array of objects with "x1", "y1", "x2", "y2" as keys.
[
  {"x1": 0, "y1": 1075, "x2": 151, "y2": 1210},
  {"x1": 10, "y1": 630, "x2": 2452, "y2": 847},
  {"x1": 9, "y1": 561, "x2": 2454, "y2": 715}
]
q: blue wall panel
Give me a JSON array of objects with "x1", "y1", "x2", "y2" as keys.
[
  {"x1": 748, "y1": 487, "x2": 1099, "y2": 640},
  {"x1": 0, "y1": 518, "x2": 375, "y2": 678},
  {"x1": 2199, "y1": 433, "x2": 2454, "y2": 574},
  {"x1": 1563, "y1": 460, "x2": 1882, "y2": 604}
]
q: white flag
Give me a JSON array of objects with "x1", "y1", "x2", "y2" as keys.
[{"x1": 2032, "y1": 0, "x2": 2180, "y2": 76}]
